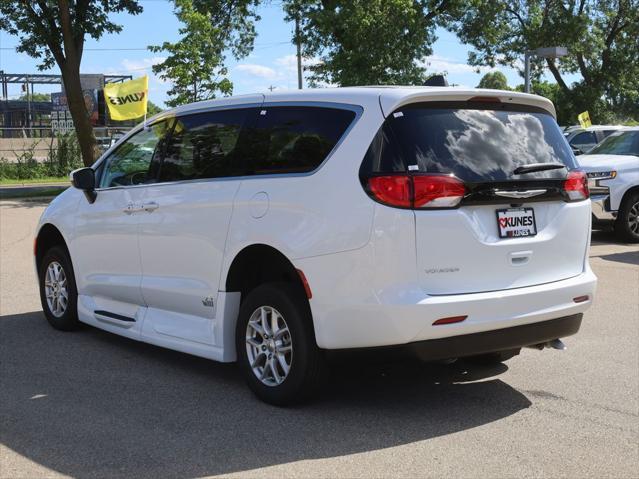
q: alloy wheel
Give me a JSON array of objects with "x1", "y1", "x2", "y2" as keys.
[
  {"x1": 245, "y1": 306, "x2": 293, "y2": 387},
  {"x1": 629, "y1": 200, "x2": 639, "y2": 235},
  {"x1": 44, "y1": 261, "x2": 69, "y2": 318}
]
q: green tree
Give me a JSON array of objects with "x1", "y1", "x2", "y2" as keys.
[
  {"x1": 477, "y1": 71, "x2": 510, "y2": 90},
  {"x1": 18, "y1": 92, "x2": 52, "y2": 102},
  {"x1": 452, "y1": 0, "x2": 639, "y2": 123},
  {"x1": 0, "y1": 1, "x2": 143, "y2": 166},
  {"x1": 147, "y1": 100, "x2": 163, "y2": 116},
  {"x1": 150, "y1": 0, "x2": 259, "y2": 107},
  {"x1": 284, "y1": 0, "x2": 465, "y2": 86}
]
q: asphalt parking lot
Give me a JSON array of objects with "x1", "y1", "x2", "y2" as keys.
[{"x1": 1, "y1": 198, "x2": 638, "y2": 479}]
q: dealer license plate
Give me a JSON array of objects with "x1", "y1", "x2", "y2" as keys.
[{"x1": 496, "y1": 208, "x2": 537, "y2": 238}]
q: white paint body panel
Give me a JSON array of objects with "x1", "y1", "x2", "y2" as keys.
[
  {"x1": 578, "y1": 153, "x2": 639, "y2": 211},
  {"x1": 35, "y1": 86, "x2": 596, "y2": 362},
  {"x1": 138, "y1": 180, "x2": 241, "y2": 344}
]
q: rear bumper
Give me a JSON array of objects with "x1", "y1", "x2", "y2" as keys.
[
  {"x1": 329, "y1": 314, "x2": 582, "y2": 361},
  {"x1": 403, "y1": 314, "x2": 581, "y2": 361},
  {"x1": 308, "y1": 267, "x2": 597, "y2": 350}
]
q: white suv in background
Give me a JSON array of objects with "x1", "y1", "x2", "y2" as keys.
[
  {"x1": 35, "y1": 87, "x2": 597, "y2": 405},
  {"x1": 577, "y1": 128, "x2": 639, "y2": 242}
]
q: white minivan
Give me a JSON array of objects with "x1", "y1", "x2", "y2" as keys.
[{"x1": 35, "y1": 87, "x2": 597, "y2": 405}]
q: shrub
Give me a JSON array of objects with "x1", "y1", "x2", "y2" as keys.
[{"x1": 0, "y1": 133, "x2": 83, "y2": 181}]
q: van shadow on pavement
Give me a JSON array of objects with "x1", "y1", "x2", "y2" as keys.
[{"x1": 1, "y1": 311, "x2": 531, "y2": 478}]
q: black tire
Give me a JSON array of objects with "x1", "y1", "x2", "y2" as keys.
[
  {"x1": 38, "y1": 245, "x2": 80, "y2": 331},
  {"x1": 465, "y1": 348, "x2": 520, "y2": 365},
  {"x1": 614, "y1": 191, "x2": 639, "y2": 243},
  {"x1": 236, "y1": 282, "x2": 326, "y2": 406}
]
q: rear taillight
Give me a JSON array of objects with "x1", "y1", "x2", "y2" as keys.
[
  {"x1": 413, "y1": 175, "x2": 466, "y2": 208},
  {"x1": 564, "y1": 170, "x2": 589, "y2": 201},
  {"x1": 366, "y1": 174, "x2": 466, "y2": 209},
  {"x1": 368, "y1": 175, "x2": 411, "y2": 208}
]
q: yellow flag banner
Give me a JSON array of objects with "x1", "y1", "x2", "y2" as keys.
[
  {"x1": 104, "y1": 76, "x2": 148, "y2": 121},
  {"x1": 577, "y1": 110, "x2": 592, "y2": 128}
]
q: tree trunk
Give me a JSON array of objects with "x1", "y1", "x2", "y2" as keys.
[
  {"x1": 60, "y1": 61, "x2": 96, "y2": 167},
  {"x1": 57, "y1": 0, "x2": 95, "y2": 167}
]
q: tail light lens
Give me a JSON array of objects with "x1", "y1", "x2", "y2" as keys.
[
  {"x1": 564, "y1": 170, "x2": 589, "y2": 201},
  {"x1": 368, "y1": 176, "x2": 412, "y2": 208},
  {"x1": 366, "y1": 174, "x2": 466, "y2": 209},
  {"x1": 413, "y1": 175, "x2": 466, "y2": 208}
]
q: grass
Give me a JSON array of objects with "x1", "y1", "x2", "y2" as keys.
[{"x1": 0, "y1": 176, "x2": 69, "y2": 186}]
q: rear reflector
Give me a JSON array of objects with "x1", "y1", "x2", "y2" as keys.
[
  {"x1": 564, "y1": 170, "x2": 589, "y2": 201},
  {"x1": 573, "y1": 295, "x2": 589, "y2": 303},
  {"x1": 366, "y1": 174, "x2": 466, "y2": 209},
  {"x1": 432, "y1": 315, "x2": 468, "y2": 326}
]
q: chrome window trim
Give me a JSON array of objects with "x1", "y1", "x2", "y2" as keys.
[{"x1": 93, "y1": 101, "x2": 364, "y2": 192}]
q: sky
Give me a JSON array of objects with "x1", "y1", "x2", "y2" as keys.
[{"x1": 0, "y1": 1, "x2": 566, "y2": 108}]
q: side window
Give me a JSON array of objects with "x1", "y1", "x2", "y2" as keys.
[
  {"x1": 571, "y1": 131, "x2": 596, "y2": 146},
  {"x1": 99, "y1": 121, "x2": 171, "y2": 188},
  {"x1": 159, "y1": 109, "x2": 248, "y2": 182},
  {"x1": 244, "y1": 107, "x2": 356, "y2": 175}
]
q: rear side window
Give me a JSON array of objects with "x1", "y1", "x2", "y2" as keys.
[
  {"x1": 362, "y1": 102, "x2": 577, "y2": 182},
  {"x1": 243, "y1": 106, "x2": 356, "y2": 175},
  {"x1": 571, "y1": 131, "x2": 597, "y2": 145},
  {"x1": 159, "y1": 109, "x2": 249, "y2": 182}
]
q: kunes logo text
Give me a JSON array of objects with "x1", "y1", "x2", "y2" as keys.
[{"x1": 108, "y1": 92, "x2": 145, "y2": 105}]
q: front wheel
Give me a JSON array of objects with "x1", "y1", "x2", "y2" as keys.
[
  {"x1": 614, "y1": 192, "x2": 639, "y2": 243},
  {"x1": 38, "y1": 246, "x2": 80, "y2": 331},
  {"x1": 236, "y1": 282, "x2": 326, "y2": 406}
]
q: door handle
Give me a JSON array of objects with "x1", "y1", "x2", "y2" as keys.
[
  {"x1": 142, "y1": 201, "x2": 159, "y2": 212},
  {"x1": 123, "y1": 202, "x2": 143, "y2": 214}
]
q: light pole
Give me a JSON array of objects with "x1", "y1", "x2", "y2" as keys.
[{"x1": 524, "y1": 46, "x2": 568, "y2": 93}]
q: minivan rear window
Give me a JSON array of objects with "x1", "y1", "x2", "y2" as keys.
[{"x1": 362, "y1": 102, "x2": 577, "y2": 182}]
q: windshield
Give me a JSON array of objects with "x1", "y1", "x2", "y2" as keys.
[
  {"x1": 588, "y1": 131, "x2": 639, "y2": 156},
  {"x1": 371, "y1": 103, "x2": 577, "y2": 182}
]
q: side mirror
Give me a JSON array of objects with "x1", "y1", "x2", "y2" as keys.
[{"x1": 71, "y1": 167, "x2": 97, "y2": 203}]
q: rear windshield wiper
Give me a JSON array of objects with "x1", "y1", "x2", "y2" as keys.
[{"x1": 513, "y1": 163, "x2": 566, "y2": 175}]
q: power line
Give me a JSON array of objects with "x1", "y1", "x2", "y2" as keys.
[
  {"x1": 1, "y1": 40, "x2": 291, "y2": 52},
  {"x1": 0, "y1": 47, "x2": 149, "y2": 51}
]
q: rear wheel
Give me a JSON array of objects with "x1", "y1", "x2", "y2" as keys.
[
  {"x1": 236, "y1": 282, "x2": 326, "y2": 406},
  {"x1": 614, "y1": 192, "x2": 639, "y2": 243},
  {"x1": 38, "y1": 246, "x2": 80, "y2": 331},
  {"x1": 465, "y1": 348, "x2": 520, "y2": 365}
]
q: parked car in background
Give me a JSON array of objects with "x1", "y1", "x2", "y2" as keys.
[
  {"x1": 34, "y1": 87, "x2": 596, "y2": 405},
  {"x1": 577, "y1": 128, "x2": 639, "y2": 242},
  {"x1": 564, "y1": 125, "x2": 625, "y2": 155},
  {"x1": 95, "y1": 135, "x2": 124, "y2": 154}
]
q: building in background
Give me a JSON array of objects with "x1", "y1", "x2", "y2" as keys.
[{"x1": 0, "y1": 72, "x2": 133, "y2": 138}]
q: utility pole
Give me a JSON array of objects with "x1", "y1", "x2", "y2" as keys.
[
  {"x1": 524, "y1": 47, "x2": 568, "y2": 94},
  {"x1": 25, "y1": 76, "x2": 31, "y2": 137},
  {"x1": 295, "y1": 11, "x2": 303, "y2": 90},
  {"x1": 524, "y1": 52, "x2": 532, "y2": 94}
]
